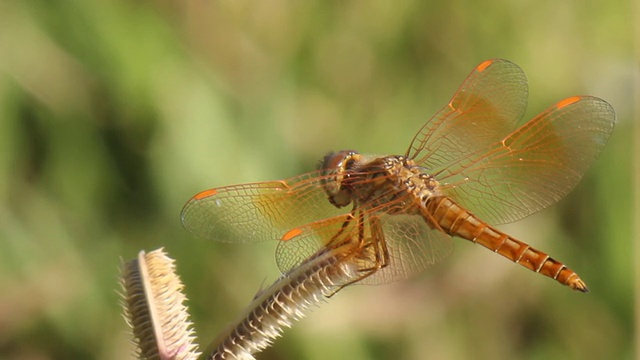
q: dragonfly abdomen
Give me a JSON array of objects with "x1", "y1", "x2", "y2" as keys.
[{"x1": 425, "y1": 196, "x2": 588, "y2": 292}]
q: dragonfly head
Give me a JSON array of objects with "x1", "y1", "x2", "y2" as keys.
[{"x1": 320, "y1": 150, "x2": 361, "y2": 208}]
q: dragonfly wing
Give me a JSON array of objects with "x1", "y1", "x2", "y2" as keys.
[
  {"x1": 356, "y1": 213, "x2": 454, "y2": 285},
  {"x1": 181, "y1": 171, "x2": 346, "y2": 243},
  {"x1": 407, "y1": 59, "x2": 528, "y2": 169},
  {"x1": 274, "y1": 214, "x2": 355, "y2": 273},
  {"x1": 274, "y1": 211, "x2": 454, "y2": 282},
  {"x1": 436, "y1": 96, "x2": 615, "y2": 224}
]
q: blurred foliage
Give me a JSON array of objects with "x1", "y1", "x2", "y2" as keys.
[{"x1": 0, "y1": 0, "x2": 636, "y2": 359}]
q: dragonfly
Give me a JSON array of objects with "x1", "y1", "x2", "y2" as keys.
[{"x1": 182, "y1": 59, "x2": 615, "y2": 293}]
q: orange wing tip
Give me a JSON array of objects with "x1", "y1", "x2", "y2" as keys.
[
  {"x1": 281, "y1": 228, "x2": 303, "y2": 241},
  {"x1": 556, "y1": 96, "x2": 581, "y2": 109},
  {"x1": 193, "y1": 189, "x2": 218, "y2": 200},
  {"x1": 476, "y1": 59, "x2": 493, "y2": 72}
]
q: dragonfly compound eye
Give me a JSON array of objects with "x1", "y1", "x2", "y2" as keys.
[{"x1": 320, "y1": 150, "x2": 360, "y2": 208}]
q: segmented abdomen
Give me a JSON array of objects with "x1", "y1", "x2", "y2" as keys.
[{"x1": 425, "y1": 196, "x2": 588, "y2": 292}]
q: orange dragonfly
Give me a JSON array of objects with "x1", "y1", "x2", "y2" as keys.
[{"x1": 182, "y1": 59, "x2": 615, "y2": 292}]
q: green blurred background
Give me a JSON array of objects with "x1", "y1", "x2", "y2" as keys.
[{"x1": 0, "y1": 1, "x2": 636, "y2": 359}]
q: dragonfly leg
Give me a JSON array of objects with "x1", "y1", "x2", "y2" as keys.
[{"x1": 325, "y1": 214, "x2": 390, "y2": 297}]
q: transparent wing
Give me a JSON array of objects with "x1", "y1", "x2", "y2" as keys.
[
  {"x1": 406, "y1": 59, "x2": 529, "y2": 169},
  {"x1": 434, "y1": 96, "x2": 615, "y2": 224},
  {"x1": 182, "y1": 169, "x2": 456, "y2": 282},
  {"x1": 275, "y1": 208, "x2": 454, "y2": 283},
  {"x1": 406, "y1": 58, "x2": 614, "y2": 224},
  {"x1": 274, "y1": 213, "x2": 356, "y2": 274},
  {"x1": 180, "y1": 171, "x2": 346, "y2": 243},
  {"x1": 357, "y1": 213, "x2": 454, "y2": 285}
]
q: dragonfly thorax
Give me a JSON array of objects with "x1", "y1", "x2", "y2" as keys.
[
  {"x1": 320, "y1": 150, "x2": 440, "y2": 211},
  {"x1": 376, "y1": 156, "x2": 441, "y2": 209}
]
